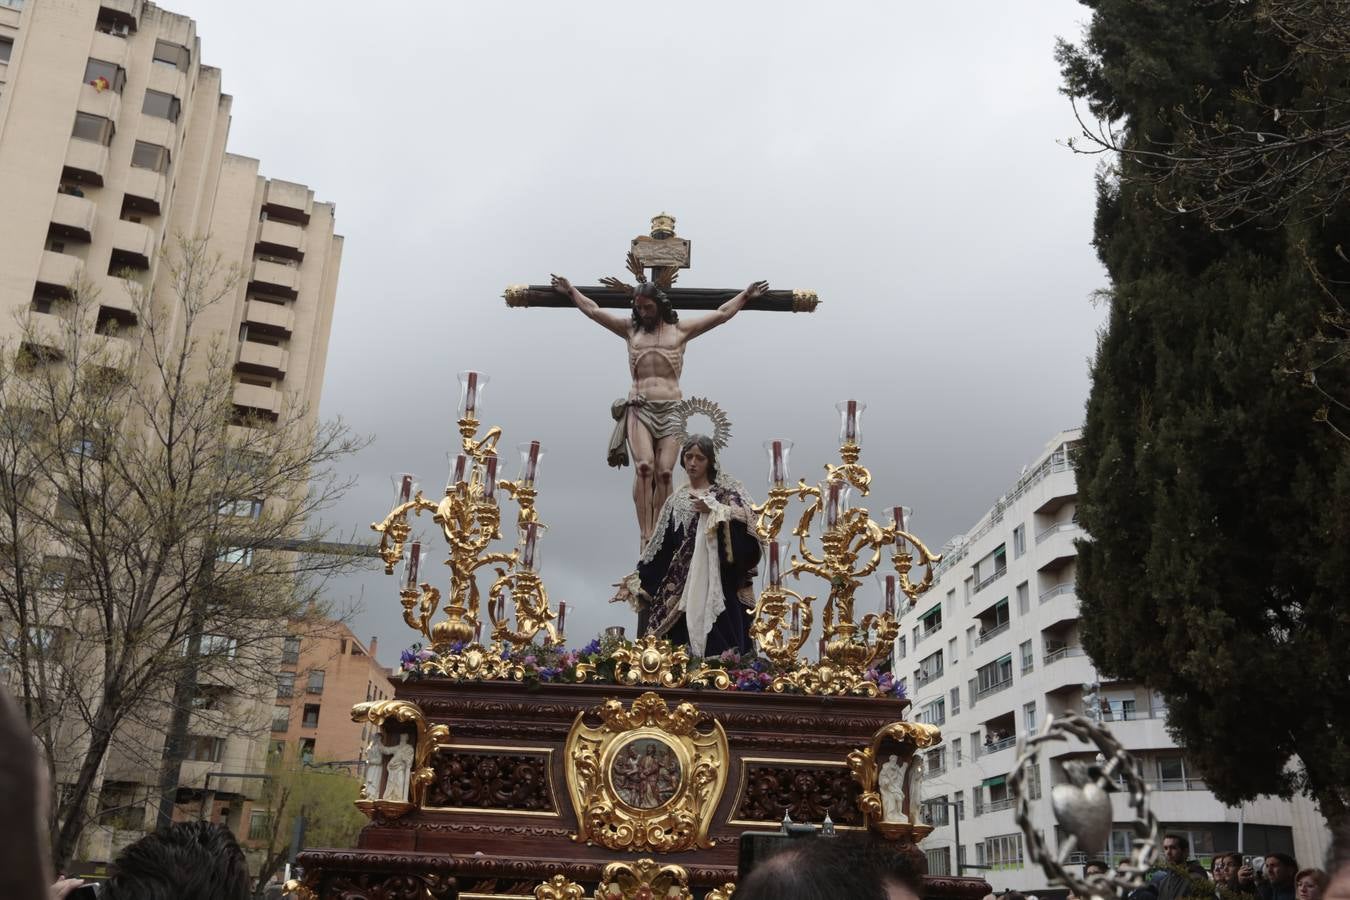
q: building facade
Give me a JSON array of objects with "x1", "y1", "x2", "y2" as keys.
[
  {"x1": 899, "y1": 429, "x2": 1329, "y2": 888},
  {"x1": 0, "y1": 0, "x2": 341, "y2": 873}
]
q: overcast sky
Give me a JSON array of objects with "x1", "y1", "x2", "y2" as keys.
[{"x1": 169, "y1": 1, "x2": 1107, "y2": 665}]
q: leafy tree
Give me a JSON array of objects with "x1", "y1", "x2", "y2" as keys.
[
  {"x1": 1058, "y1": 1, "x2": 1350, "y2": 826},
  {"x1": 0, "y1": 237, "x2": 365, "y2": 867},
  {"x1": 251, "y1": 750, "x2": 366, "y2": 896}
]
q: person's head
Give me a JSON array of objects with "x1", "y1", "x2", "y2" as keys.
[
  {"x1": 1162, "y1": 834, "x2": 1190, "y2": 865},
  {"x1": 1267, "y1": 854, "x2": 1299, "y2": 887},
  {"x1": 1296, "y1": 869, "x2": 1328, "y2": 900},
  {"x1": 1213, "y1": 852, "x2": 1244, "y2": 887},
  {"x1": 680, "y1": 434, "x2": 717, "y2": 485},
  {"x1": 1084, "y1": 859, "x2": 1110, "y2": 878},
  {"x1": 102, "y1": 820, "x2": 249, "y2": 900},
  {"x1": 0, "y1": 687, "x2": 48, "y2": 900},
  {"x1": 631, "y1": 282, "x2": 677, "y2": 332},
  {"x1": 736, "y1": 834, "x2": 923, "y2": 900}
]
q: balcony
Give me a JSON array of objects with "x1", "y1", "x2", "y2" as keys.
[
  {"x1": 109, "y1": 219, "x2": 156, "y2": 269},
  {"x1": 232, "y1": 382, "x2": 282, "y2": 417},
  {"x1": 975, "y1": 620, "x2": 1011, "y2": 646},
  {"x1": 985, "y1": 797, "x2": 1016, "y2": 813},
  {"x1": 99, "y1": 276, "x2": 141, "y2": 318},
  {"x1": 76, "y1": 80, "x2": 121, "y2": 122},
  {"x1": 263, "y1": 180, "x2": 313, "y2": 224},
  {"x1": 146, "y1": 61, "x2": 186, "y2": 100},
  {"x1": 87, "y1": 332, "x2": 136, "y2": 370},
  {"x1": 50, "y1": 194, "x2": 97, "y2": 242},
  {"x1": 97, "y1": 0, "x2": 141, "y2": 31},
  {"x1": 1039, "y1": 582, "x2": 1074, "y2": 604},
  {"x1": 1036, "y1": 523, "x2": 1080, "y2": 574},
  {"x1": 983, "y1": 735, "x2": 1016, "y2": 755},
  {"x1": 64, "y1": 140, "x2": 110, "y2": 186},
  {"x1": 243, "y1": 300, "x2": 295, "y2": 336},
  {"x1": 123, "y1": 167, "x2": 167, "y2": 215},
  {"x1": 25, "y1": 311, "x2": 67, "y2": 355},
  {"x1": 249, "y1": 259, "x2": 300, "y2": 299},
  {"x1": 36, "y1": 251, "x2": 83, "y2": 295},
  {"x1": 137, "y1": 115, "x2": 175, "y2": 153},
  {"x1": 975, "y1": 677, "x2": 1013, "y2": 700},
  {"x1": 255, "y1": 218, "x2": 306, "y2": 261},
  {"x1": 236, "y1": 341, "x2": 288, "y2": 378},
  {"x1": 973, "y1": 565, "x2": 1007, "y2": 594},
  {"x1": 1036, "y1": 522, "x2": 1079, "y2": 545},
  {"x1": 1044, "y1": 645, "x2": 1086, "y2": 665}
]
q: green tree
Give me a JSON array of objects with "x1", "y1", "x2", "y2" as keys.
[
  {"x1": 251, "y1": 751, "x2": 366, "y2": 896},
  {"x1": 1058, "y1": 1, "x2": 1350, "y2": 825}
]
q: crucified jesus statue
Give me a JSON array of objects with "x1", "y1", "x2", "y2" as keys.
[{"x1": 549, "y1": 273, "x2": 769, "y2": 547}]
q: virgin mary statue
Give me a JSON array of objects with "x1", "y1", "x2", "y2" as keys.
[{"x1": 616, "y1": 434, "x2": 761, "y2": 656}]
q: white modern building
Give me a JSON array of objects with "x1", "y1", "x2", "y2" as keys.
[{"x1": 898, "y1": 428, "x2": 1328, "y2": 889}]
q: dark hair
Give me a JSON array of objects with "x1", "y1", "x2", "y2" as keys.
[
  {"x1": 680, "y1": 434, "x2": 718, "y2": 483},
  {"x1": 1267, "y1": 852, "x2": 1297, "y2": 868},
  {"x1": 1164, "y1": 833, "x2": 1190, "y2": 854},
  {"x1": 103, "y1": 821, "x2": 249, "y2": 900},
  {"x1": 0, "y1": 687, "x2": 48, "y2": 900},
  {"x1": 736, "y1": 834, "x2": 923, "y2": 900},
  {"x1": 631, "y1": 281, "x2": 678, "y2": 331},
  {"x1": 1084, "y1": 859, "x2": 1110, "y2": 875}
]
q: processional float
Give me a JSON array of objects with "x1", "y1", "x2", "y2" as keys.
[{"x1": 286, "y1": 218, "x2": 1160, "y2": 900}]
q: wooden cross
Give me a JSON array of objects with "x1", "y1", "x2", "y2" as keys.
[{"x1": 502, "y1": 213, "x2": 820, "y2": 314}]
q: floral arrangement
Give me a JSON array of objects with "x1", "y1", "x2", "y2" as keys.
[{"x1": 399, "y1": 634, "x2": 906, "y2": 699}]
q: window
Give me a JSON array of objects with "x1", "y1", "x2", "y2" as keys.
[
  {"x1": 83, "y1": 58, "x2": 125, "y2": 93},
  {"x1": 130, "y1": 140, "x2": 170, "y2": 173},
  {"x1": 925, "y1": 748, "x2": 946, "y2": 776},
  {"x1": 185, "y1": 735, "x2": 224, "y2": 762},
  {"x1": 299, "y1": 737, "x2": 315, "y2": 763},
  {"x1": 1025, "y1": 760, "x2": 1042, "y2": 800},
  {"x1": 0, "y1": 38, "x2": 13, "y2": 63},
  {"x1": 1013, "y1": 524, "x2": 1026, "y2": 558},
  {"x1": 276, "y1": 672, "x2": 295, "y2": 697},
  {"x1": 922, "y1": 795, "x2": 950, "y2": 826},
  {"x1": 978, "y1": 832, "x2": 1025, "y2": 870},
  {"x1": 248, "y1": 810, "x2": 270, "y2": 841},
  {"x1": 963, "y1": 575, "x2": 973, "y2": 605},
  {"x1": 974, "y1": 544, "x2": 1007, "y2": 591},
  {"x1": 1154, "y1": 756, "x2": 1201, "y2": 790},
  {"x1": 282, "y1": 635, "x2": 300, "y2": 664},
  {"x1": 271, "y1": 706, "x2": 290, "y2": 732},
  {"x1": 1023, "y1": 701, "x2": 1038, "y2": 735},
  {"x1": 952, "y1": 737, "x2": 963, "y2": 768},
  {"x1": 1016, "y1": 581, "x2": 1030, "y2": 615},
  {"x1": 1019, "y1": 640, "x2": 1034, "y2": 674},
  {"x1": 152, "y1": 39, "x2": 190, "y2": 71},
  {"x1": 268, "y1": 739, "x2": 286, "y2": 759},
  {"x1": 1104, "y1": 696, "x2": 1137, "y2": 722},
  {"x1": 72, "y1": 112, "x2": 114, "y2": 145},
  {"x1": 200, "y1": 634, "x2": 237, "y2": 657},
  {"x1": 218, "y1": 497, "x2": 263, "y2": 518},
  {"x1": 950, "y1": 686, "x2": 961, "y2": 716},
  {"x1": 191, "y1": 685, "x2": 228, "y2": 710},
  {"x1": 306, "y1": 669, "x2": 325, "y2": 694},
  {"x1": 969, "y1": 731, "x2": 981, "y2": 760},
  {"x1": 948, "y1": 636, "x2": 957, "y2": 663},
  {"x1": 894, "y1": 635, "x2": 906, "y2": 660},
  {"x1": 954, "y1": 789, "x2": 964, "y2": 820},
  {"x1": 925, "y1": 846, "x2": 951, "y2": 875},
  {"x1": 916, "y1": 650, "x2": 943, "y2": 685},
  {"x1": 142, "y1": 89, "x2": 181, "y2": 122},
  {"x1": 238, "y1": 375, "x2": 274, "y2": 388},
  {"x1": 976, "y1": 655, "x2": 1013, "y2": 697},
  {"x1": 919, "y1": 604, "x2": 942, "y2": 636},
  {"x1": 301, "y1": 703, "x2": 320, "y2": 728},
  {"x1": 965, "y1": 625, "x2": 976, "y2": 656},
  {"x1": 918, "y1": 697, "x2": 945, "y2": 726},
  {"x1": 217, "y1": 546, "x2": 252, "y2": 566}
]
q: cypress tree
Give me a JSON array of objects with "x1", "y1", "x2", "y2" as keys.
[{"x1": 1058, "y1": 1, "x2": 1350, "y2": 824}]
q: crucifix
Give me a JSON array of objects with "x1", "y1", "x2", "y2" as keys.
[{"x1": 503, "y1": 214, "x2": 820, "y2": 549}]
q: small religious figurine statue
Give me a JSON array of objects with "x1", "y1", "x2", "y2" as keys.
[
  {"x1": 614, "y1": 435, "x2": 761, "y2": 656},
  {"x1": 551, "y1": 274, "x2": 769, "y2": 547},
  {"x1": 879, "y1": 754, "x2": 908, "y2": 823},
  {"x1": 362, "y1": 737, "x2": 385, "y2": 800},
  {"x1": 381, "y1": 733, "x2": 415, "y2": 803}
]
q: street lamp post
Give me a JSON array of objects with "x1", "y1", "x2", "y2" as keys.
[{"x1": 924, "y1": 797, "x2": 971, "y2": 874}]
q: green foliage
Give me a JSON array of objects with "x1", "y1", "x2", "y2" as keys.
[
  {"x1": 1060, "y1": 0, "x2": 1350, "y2": 824},
  {"x1": 252, "y1": 750, "x2": 366, "y2": 893}
]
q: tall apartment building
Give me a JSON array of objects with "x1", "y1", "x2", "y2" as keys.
[
  {"x1": 899, "y1": 429, "x2": 1329, "y2": 889},
  {"x1": 269, "y1": 619, "x2": 394, "y2": 771},
  {"x1": 0, "y1": 0, "x2": 342, "y2": 872}
]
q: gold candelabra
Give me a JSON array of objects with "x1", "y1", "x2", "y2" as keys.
[
  {"x1": 750, "y1": 403, "x2": 942, "y2": 696},
  {"x1": 371, "y1": 371, "x2": 562, "y2": 679}
]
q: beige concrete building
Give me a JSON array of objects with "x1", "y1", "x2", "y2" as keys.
[{"x1": 0, "y1": 0, "x2": 342, "y2": 872}]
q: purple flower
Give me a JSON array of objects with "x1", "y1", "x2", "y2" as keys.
[
  {"x1": 523, "y1": 654, "x2": 538, "y2": 667},
  {"x1": 539, "y1": 666, "x2": 560, "y2": 681},
  {"x1": 416, "y1": 649, "x2": 435, "y2": 661},
  {"x1": 399, "y1": 648, "x2": 417, "y2": 666},
  {"x1": 582, "y1": 639, "x2": 601, "y2": 656},
  {"x1": 719, "y1": 648, "x2": 739, "y2": 663}
]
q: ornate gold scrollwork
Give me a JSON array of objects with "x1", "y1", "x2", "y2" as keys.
[
  {"x1": 791, "y1": 289, "x2": 820, "y2": 313},
  {"x1": 847, "y1": 721, "x2": 942, "y2": 842},
  {"x1": 706, "y1": 884, "x2": 736, "y2": 900},
  {"x1": 565, "y1": 692, "x2": 728, "y2": 853},
  {"x1": 350, "y1": 699, "x2": 451, "y2": 818},
  {"x1": 534, "y1": 860, "x2": 695, "y2": 900},
  {"x1": 281, "y1": 878, "x2": 317, "y2": 900}
]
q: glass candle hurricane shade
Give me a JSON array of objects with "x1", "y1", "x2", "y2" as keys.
[
  {"x1": 394, "y1": 473, "x2": 417, "y2": 506},
  {"x1": 519, "y1": 521, "x2": 545, "y2": 572},
  {"x1": 835, "y1": 400, "x2": 866, "y2": 446},
  {"x1": 763, "y1": 439, "x2": 794, "y2": 488},
  {"x1": 456, "y1": 370, "x2": 490, "y2": 419}
]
